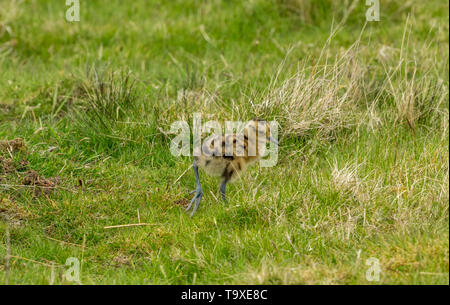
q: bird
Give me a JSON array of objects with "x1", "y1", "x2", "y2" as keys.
[{"x1": 185, "y1": 118, "x2": 279, "y2": 217}]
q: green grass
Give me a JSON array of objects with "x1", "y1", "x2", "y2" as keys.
[{"x1": 0, "y1": 0, "x2": 448, "y2": 284}]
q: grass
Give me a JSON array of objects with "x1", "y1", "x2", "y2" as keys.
[{"x1": 0, "y1": 0, "x2": 448, "y2": 284}]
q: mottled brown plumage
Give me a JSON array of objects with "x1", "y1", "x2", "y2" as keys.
[
  {"x1": 196, "y1": 120, "x2": 270, "y2": 180},
  {"x1": 185, "y1": 119, "x2": 278, "y2": 217}
]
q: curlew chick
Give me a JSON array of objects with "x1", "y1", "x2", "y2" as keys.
[{"x1": 185, "y1": 119, "x2": 278, "y2": 217}]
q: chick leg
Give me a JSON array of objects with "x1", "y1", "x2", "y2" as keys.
[
  {"x1": 185, "y1": 163, "x2": 203, "y2": 217},
  {"x1": 219, "y1": 178, "x2": 228, "y2": 203}
]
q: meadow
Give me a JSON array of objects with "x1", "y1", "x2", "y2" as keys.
[{"x1": 0, "y1": 0, "x2": 448, "y2": 284}]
